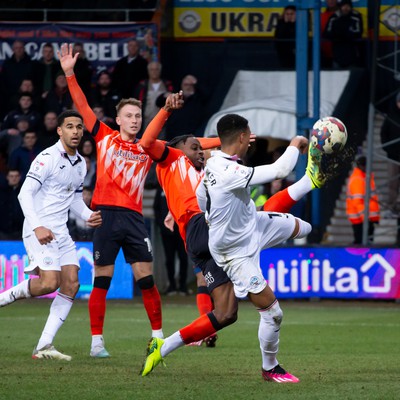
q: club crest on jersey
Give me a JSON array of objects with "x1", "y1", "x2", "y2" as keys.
[
  {"x1": 43, "y1": 257, "x2": 53, "y2": 266},
  {"x1": 249, "y1": 276, "x2": 262, "y2": 289}
]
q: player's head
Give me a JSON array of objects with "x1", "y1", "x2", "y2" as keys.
[
  {"x1": 57, "y1": 110, "x2": 84, "y2": 154},
  {"x1": 355, "y1": 155, "x2": 366, "y2": 171},
  {"x1": 168, "y1": 135, "x2": 204, "y2": 171},
  {"x1": 217, "y1": 114, "x2": 251, "y2": 158},
  {"x1": 115, "y1": 98, "x2": 142, "y2": 137}
]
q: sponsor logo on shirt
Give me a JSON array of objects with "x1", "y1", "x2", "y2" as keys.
[{"x1": 112, "y1": 149, "x2": 148, "y2": 162}]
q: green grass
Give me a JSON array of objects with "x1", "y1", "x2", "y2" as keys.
[{"x1": 0, "y1": 298, "x2": 399, "y2": 400}]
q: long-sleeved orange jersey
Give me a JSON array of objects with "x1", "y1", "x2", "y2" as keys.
[{"x1": 346, "y1": 166, "x2": 380, "y2": 224}]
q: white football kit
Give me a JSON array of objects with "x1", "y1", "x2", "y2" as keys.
[
  {"x1": 18, "y1": 140, "x2": 92, "y2": 274},
  {"x1": 199, "y1": 150, "x2": 299, "y2": 298}
]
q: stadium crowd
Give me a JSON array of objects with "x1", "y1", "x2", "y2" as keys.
[{"x1": 0, "y1": 39, "x2": 210, "y2": 241}]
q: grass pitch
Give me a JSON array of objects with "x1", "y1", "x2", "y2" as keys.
[{"x1": 0, "y1": 298, "x2": 399, "y2": 400}]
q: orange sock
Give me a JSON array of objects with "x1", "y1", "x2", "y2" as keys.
[
  {"x1": 263, "y1": 188, "x2": 296, "y2": 213},
  {"x1": 141, "y1": 286, "x2": 162, "y2": 330},
  {"x1": 89, "y1": 287, "x2": 107, "y2": 335},
  {"x1": 196, "y1": 286, "x2": 213, "y2": 315},
  {"x1": 179, "y1": 313, "x2": 218, "y2": 344}
]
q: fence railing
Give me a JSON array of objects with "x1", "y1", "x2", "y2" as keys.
[{"x1": 0, "y1": 8, "x2": 157, "y2": 22}]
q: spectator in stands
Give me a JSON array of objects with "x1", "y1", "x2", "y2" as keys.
[
  {"x1": 0, "y1": 116, "x2": 30, "y2": 157},
  {"x1": 91, "y1": 70, "x2": 121, "y2": 120},
  {"x1": 9, "y1": 78, "x2": 41, "y2": 111},
  {"x1": 0, "y1": 40, "x2": 35, "y2": 116},
  {"x1": 8, "y1": 131, "x2": 41, "y2": 181},
  {"x1": 321, "y1": 0, "x2": 339, "y2": 68},
  {"x1": 79, "y1": 136, "x2": 97, "y2": 162},
  {"x1": 92, "y1": 104, "x2": 118, "y2": 130},
  {"x1": 274, "y1": 6, "x2": 296, "y2": 69},
  {"x1": 346, "y1": 155, "x2": 380, "y2": 244},
  {"x1": 72, "y1": 42, "x2": 93, "y2": 98},
  {"x1": 0, "y1": 169, "x2": 24, "y2": 240},
  {"x1": 156, "y1": 74, "x2": 208, "y2": 140},
  {"x1": 112, "y1": 39, "x2": 148, "y2": 98},
  {"x1": 2, "y1": 92, "x2": 42, "y2": 132},
  {"x1": 323, "y1": 0, "x2": 363, "y2": 69},
  {"x1": 82, "y1": 155, "x2": 96, "y2": 190},
  {"x1": 380, "y1": 92, "x2": 400, "y2": 218},
  {"x1": 37, "y1": 111, "x2": 59, "y2": 150},
  {"x1": 153, "y1": 185, "x2": 189, "y2": 295},
  {"x1": 33, "y1": 42, "x2": 61, "y2": 101},
  {"x1": 134, "y1": 61, "x2": 174, "y2": 132},
  {"x1": 44, "y1": 71, "x2": 73, "y2": 114}
]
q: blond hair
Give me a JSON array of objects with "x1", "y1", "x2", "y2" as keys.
[{"x1": 115, "y1": 98, "x2": 142, "y2": 115}]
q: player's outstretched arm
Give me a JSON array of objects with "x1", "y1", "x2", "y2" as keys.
[
  {"x1": 141, "y1": 92, "x2": 183, "y2": 160},
  {"x1": 58, "y1": 43, "x2": 97, "y2": 132},
  {"x1": 250, "y1": 137, "x2": 307, "y2": 186}
]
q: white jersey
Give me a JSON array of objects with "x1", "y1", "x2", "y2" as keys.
[
  {"x1": 19, "y1": 140, "x2": 90, "y2": 238},
  {"x1": 200, "y1": 150, "x2": 258, "y2": 261}
]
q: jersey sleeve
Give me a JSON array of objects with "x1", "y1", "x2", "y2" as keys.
[
  {"x1": 18, "y1": 153, "x2": 54, "y2": 231},
  {"x1": 25, "y1": 152, "x2": 54, "y2": 185},
  {"x1": 66, "y1": 74, "x2": 97, "y2": 132},
  {"x1": 216, "y1": 161, "x2": 254, "y2": 191},
  {"x1": 196, "y1": 181, "x2": 207, "y2": 212},
  {"x1": 140, "y1": 108, "x2": 171, "y2": 160},
  {"x1": 197, "y1": 137, "x2": 221, "y2": 150}
]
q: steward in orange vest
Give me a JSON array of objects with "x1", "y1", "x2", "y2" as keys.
[{"x1": 346, "y1": 156, "x2": 380, "y2": 244}]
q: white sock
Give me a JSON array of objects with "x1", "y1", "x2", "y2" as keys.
[
  {"x1": 152, "y1": 329, "x2": 164, "y2": 339},
  {"x1": 160, "y1": 331, "x2": 185, "y2": 358},
  {"x1": 0, "y1": 279, "x2": 31, "y2": 306},
  {"x1": 36, "y1": 292, "x2": 73, "y2": 350},
  {"x1": 91, "y1": 334, "x2": 104, "y2": 349},
  {"x1": 288, "y1": 174, "x2": 313, "y2": 201},
  {"x1": 258, "y1": 300, "x2": 283, "y2": 371}
]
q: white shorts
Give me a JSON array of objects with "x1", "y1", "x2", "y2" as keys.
[
  {"x1": 256, "y1": 211, "x2": 297, "y2": 250},
  {"x1": 23, "y1": 233, "x2": 79, "y2": 275},
  {"x1": 223, "y1": 253, "x2": 268, "y2": 299},
  {"x1": 214, "y1": 211, "x2": 297, "y2": 298}
]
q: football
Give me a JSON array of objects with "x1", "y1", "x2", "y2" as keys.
[{"x1": 310, "y1": 117, "x2": 348, "y2": 154}]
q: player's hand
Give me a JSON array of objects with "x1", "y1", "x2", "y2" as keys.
[
  {"x1": 164, "y1": 211, "x2": 175, "y2": 232},
  {"x1": 249, "y1": 133, "x2": 257, "y2": 144},
  {"x1": 87, "y1": 211, "x2": 102, "y2": 228},
  {"x1": 164, "y1": 91, "x2": 184, "y2": 112},
  {"x1": 34, "y1": 226, "x2": 55, "y2": 245},
  {"x1": 57, "y1": 43, "x2": 78, "y2": 77},
  {"x1": 290, "y1": 135, "x2": 309, "y2": 154}
]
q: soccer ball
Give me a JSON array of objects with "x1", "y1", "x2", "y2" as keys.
[{"x1": 310, "y1": 117, "x2": 348, "y2": 154}]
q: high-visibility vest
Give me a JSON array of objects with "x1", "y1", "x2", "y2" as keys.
[{"x1": 346, "y1": 167, "x2": 380, "y2": 224}]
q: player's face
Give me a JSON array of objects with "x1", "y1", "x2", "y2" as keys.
[
  {"x1": 179, "y1": 137, "x2": 204, "y2": 171},
  {"x1": 57, "y1": 116, "x2": 84, "y2": 155},
  {"x1": 237, "y1": 128, "x2": 251, "y2": 159},
  {"x1": 116, "y1": 104, "x2": 142, "y2": 137}
]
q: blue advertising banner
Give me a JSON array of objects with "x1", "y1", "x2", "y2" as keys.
[
  {"x1": 1, "y1": 241, "x2": 399, "y2": 299},
  {"x1": 0, "y1": 22, "x2": 159, "y2": 75},
  {"x1": 0, "y1": 241, "x2": 133, "y2": 299},
  {"x1": 260, "y1": 247, "x2": 400, "y2": 299}
]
